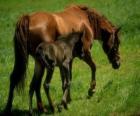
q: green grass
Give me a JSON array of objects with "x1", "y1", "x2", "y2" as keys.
[{"x1": 0, "y1": 0, "x2": 140, "y2": 115}]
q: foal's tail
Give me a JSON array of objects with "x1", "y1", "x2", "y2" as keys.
[{"x1": 10, "y1": 15, "x2": 29, "y2": 91}]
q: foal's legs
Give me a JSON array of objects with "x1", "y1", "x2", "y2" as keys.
[
  {"x1": 82, "y1": 52, "x2": 96, "y2": 97},
  {"x1": 58, "y1": 65, "x2": 71, "y2": 111},
  {"x1": 60, "y1": 60, "x2": 72, "y2": 103},
  {"x1": 29, "y1": 60, "x2": 45, "y2": 114},
  {"x1": 67, "y1": 60, "x2": 72, "y2": 102},
  {"x1": 43, "y1": 68, "x2": 55, "y2": 112},
  {"x1": 60, "y1": 66, "x2": 65, "y2": 94}
]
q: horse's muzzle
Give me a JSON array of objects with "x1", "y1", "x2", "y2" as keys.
[{"x1": 112, "y1": 60, "x2": 120, "y2": 69}]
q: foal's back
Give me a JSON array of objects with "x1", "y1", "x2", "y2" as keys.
[
  {"x1": 36, "y1": 32, "x2": 83, "y2": 66},
  {"x1": 38, "y1": 42, "x2": 66, "y2": 65}
]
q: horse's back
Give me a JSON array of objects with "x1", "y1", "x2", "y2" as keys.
[
  {"x1": 53, "y1": 7, "x2": 89, "y2": 34},
  {"x1": 28, "y1": 12, "x2": 58, "y2": 55},
  {"x1": 29, "y1": 7, "x2": 88, "y2": 36},
  {"x1": 29, "y1": 12, "x2": 57, "y2": 39},
  {"x1": 27, "y1": 6, "x2": 92, "y2": 55}
]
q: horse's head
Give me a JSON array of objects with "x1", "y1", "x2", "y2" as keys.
[
  {"x1": 83, "y1": 8, "x2": 121, "y2": 69},
  {"x1": 101, "y1": 27, "x2": 121, "y2": 69}
]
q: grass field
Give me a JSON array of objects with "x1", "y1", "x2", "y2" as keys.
[{"x1": 0, "y1": 0, "x2": 140, "y2": 115}]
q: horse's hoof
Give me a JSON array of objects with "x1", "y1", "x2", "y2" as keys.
[
  {"x1": 3, "y1": 107, "x2": 12, "y2": 115},
  {"x1": 0, "y1": 112, "x2": 6, "y2": 116},
  {"x1": 38, "y1": 107, "x2": 44, "y2": 113},
  {"x1": 43, "y1": 107, "x2": 48, "y2": 113},
  {"x1": 37, "y1": 102, "x2": 44, "y2": 112},
  {"x1": 88, "y1": 88, "x2": 96, "y2": 97},
  {"x1": 2, "y1": 109, "x2": 11, "y2": 116},
  {"x1": 29, "y1": 110, "x2": 33, "y2": 116},
  {"x1": 67, "y1": 97, "x2": 72, "y2": 104},
  {"x1": 50, "y1": 105, "x2": 55, "y2": 113},
  {"x1": 63, "y1": 103, "x2": 68, "y2": 109}
]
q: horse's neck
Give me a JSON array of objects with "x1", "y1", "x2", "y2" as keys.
[{"x1": 86, "y1": 9, "x2": 115, "y2": 40}]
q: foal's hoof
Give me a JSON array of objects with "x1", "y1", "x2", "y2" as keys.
[
  {"x1": 57, "y1": 101, "x2": 68, "y2": 112},
  {"x1": 29, "y1": 110, "x2": 33, "y2": 116},
  {"x1": 62, "y1": 100, "x2": 68, "y2": 109},
  {"x1": 88, "y1": 88, "x2": 96, "y2": 97},
  {"x1": 57, "y1": 104, "x2": 63, "y2": 112}
]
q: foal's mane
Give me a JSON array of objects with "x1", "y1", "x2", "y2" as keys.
[{"x1": 69, "y1": 5, "x2": 116, "y2": 39}]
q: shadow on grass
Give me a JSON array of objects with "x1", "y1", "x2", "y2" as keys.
[
  {"x1": 0, "y1": 106, "x2": 54, "y2": 116},
  {"x1": 97, "y1": 80, "x2": 113, "y2": 103},
  {"x1": 73, "y1": 96, "x2": 87, "y2": 101},
  {"x1": 0, "y1": 109, "x2": 28, "y2": 116},
  {"x1": 0, "y1": 95, "x2": 95, "y2": 116}
]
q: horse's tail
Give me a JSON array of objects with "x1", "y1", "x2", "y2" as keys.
[{"x1": 10, "y1": 15, "x2": 29, "y2": 91}]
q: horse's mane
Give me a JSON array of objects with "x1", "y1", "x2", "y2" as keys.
[{"x1": 67, "y1": 5, "x2": 116, "y2": 39}]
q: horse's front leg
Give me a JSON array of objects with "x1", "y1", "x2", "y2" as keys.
[
  {"x1": 4, "y1": 75, "x2": 16, "y2": 113},
  {"x1": 29, "y1": 60, "x2": 45, "y2": 114},
  {"x1": 43, "y1": 68, "x2": 55, "y2": 112},
  {"x1": 82, "y1": 52, "x2": 96, "y2": 97}
]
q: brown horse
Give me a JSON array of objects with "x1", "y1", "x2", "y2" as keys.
[{"x1": 5, "y1": 5, "x2": 121, "y2": 113}]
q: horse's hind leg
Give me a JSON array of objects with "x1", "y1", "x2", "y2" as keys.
[
  {"x1": 29, "y1": 60, "x2": 45, "y2": 114},
  {"x1": 4, "y1": 73, "x2": 16, "y2": 113},
  {"x1": 43, "y1": 68, "x2": 55, "y2": 112},
  {"x1": 82, "y1": 52, "x2": 96, "y2": 97}
]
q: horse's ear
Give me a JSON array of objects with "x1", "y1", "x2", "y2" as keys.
[
  {"x1": 116, "y1": 26, "x2": 121, "y2": 34},
  {"x1": 79, "y1": 23, "x2": 86, "y2": 39}
]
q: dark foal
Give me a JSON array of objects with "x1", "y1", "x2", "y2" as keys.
[{"x1": 33, "y1": 32, "x2": 83, "y2": 112}]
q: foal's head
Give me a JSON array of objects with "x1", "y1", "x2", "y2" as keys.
[
  {"x1": 36, "y1": 43, "x2": 55, "y2": 69},
  {"x1": 101, "y1": 28, "x2": 121, "y2": 69}
]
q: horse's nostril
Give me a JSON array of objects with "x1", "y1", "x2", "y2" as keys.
[
  {"x1": 112, "y1": 60, "x2": 120, "y2": 69},
  {"x1": 116, "y1": 60, "x2": 120, "y2": 66}
]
